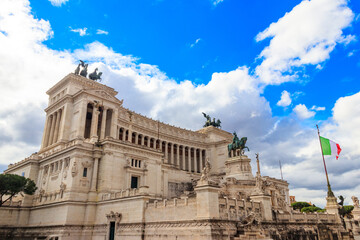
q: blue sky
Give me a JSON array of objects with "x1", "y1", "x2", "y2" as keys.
[
  {"x1": 0, "y1": 0, "x2": 360, "y2": 206},
  {"x1": 29, "y1": 0, "x2": 360, "y2": 119}
]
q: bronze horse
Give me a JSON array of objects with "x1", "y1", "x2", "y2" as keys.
[{"x1": 228, "y1": 133, "x2": 249, "y2": 155}]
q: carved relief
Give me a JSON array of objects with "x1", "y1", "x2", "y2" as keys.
[
  {"x1": 82, "y1": 161, "x2": 92, "y2": 168},
  {"x1": 60, "y1": 182, "x2": 66, "y2": 198},
  {"x1": 71, "y1": 161, "x2": 78, "y2": 177}
]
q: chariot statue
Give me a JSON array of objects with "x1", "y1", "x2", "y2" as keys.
[
  {"x1": 202, "y1": 112, "x2": 221, "y2": 128},
  {"x1": 228, "y1": 132, "x2": 249, "y2": 156},
  {"x1": 89, "y1": 68, "x2": 102, "y2": 81}
]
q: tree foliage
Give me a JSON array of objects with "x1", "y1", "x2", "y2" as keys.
[
  {"x1": 0, "y1": 174, "x2": 37, "y2": 207},
  {"x1": 291, "y1": 202, "x2": 311, "y2": 210},
  {"x1": 301, "y1": 206, "x2": 325, "y2": 213}
]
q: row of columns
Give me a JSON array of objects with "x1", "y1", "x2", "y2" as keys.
[
  {"x1": 118, "y1": 128, "x2": 206, "y2": 173},
  {"x1": 43, "y1": 108, "x2": 63, "y2": 148},
  {"x1": 86, "y1": 102, "x2": 114, "y2": 140}
]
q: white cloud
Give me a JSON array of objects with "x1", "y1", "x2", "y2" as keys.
[
  {"x1": 96, "y1": 29, "x2": 108, "y2": 35},
  {"x1": 277, "y1": 90, "x2": 292, "y2": 107},
  {"x1": 190, "y1": 38, "x2": 201, "y2": 48},
  {"x1": 293, "y1": 104, "x2": 316, "y2": 119},
  {"x1": 70, "y1": 27, "x2": 88, "y2": 36},
  {"x1": 211, "y1": 0, "x2": 223, "y2": 6},
  {"x1": 48, "y1": 0, "x2": 69, "y2": 7},
  {"x1": 255, "y1": 0, "x2": 354, "y2": 84},
  {"x1": 310, "y1": 105, "x2": 325, "y2": 111}
]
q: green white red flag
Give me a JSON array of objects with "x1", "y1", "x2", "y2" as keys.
[{"x1": 320, "y1": 136, "x2": 342, "y2": 160}]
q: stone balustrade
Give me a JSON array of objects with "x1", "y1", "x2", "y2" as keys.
[
  {"x1": 276, "y1": 212, "x2": 336, "y2": 223},
  {"x1": 219, "y1": 197, "x2": 262, "y2": 221}
]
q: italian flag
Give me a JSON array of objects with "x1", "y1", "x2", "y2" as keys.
[{"x1": 320, "y1": 136, "x2": 342, "y2": 160}]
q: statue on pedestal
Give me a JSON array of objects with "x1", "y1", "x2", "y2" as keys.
[{"x1": 227, "y1": 132, "x2": 249, "y2": 156}]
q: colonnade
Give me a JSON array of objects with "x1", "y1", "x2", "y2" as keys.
[
  {"x1": 84, "y1": 103, "x2": 113, "y2": 140},
  {"x1": 43, "y1": 108, "x2": 63, "y2": 148},
  {"x1": 118, "y1": 127, "x2": 206, "y2": 173}
]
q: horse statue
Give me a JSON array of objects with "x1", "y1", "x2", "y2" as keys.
[
  {"x1": 89, "y1": 68, "x2": 102, "y2": 81},
  {"x1": 228, "y1": 132, "x2": 249, "y2": 156},
  {"x1": 202, "y1": 112, "x2": 221, "y2": 128},
  {"x1": 80, "y1": 63, "x2": 88, "y2": 77},
  {"x1": 74, "y1": 60, "x2": 85, "y2": 75}
]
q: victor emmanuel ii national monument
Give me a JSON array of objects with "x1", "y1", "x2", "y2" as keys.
[{"x1": 1, "y1": 66, "x2": 360, "y2": 240}]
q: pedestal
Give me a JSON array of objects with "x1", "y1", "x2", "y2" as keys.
[
  {"x1": 195, "y1": 181, "x2": 221, "y2": 219},
  {"x1": 225, "y1": 155, "x2": 254, "y2": 180},
  {"x1": 325, "y1": 196, "x2": 340, "y2": 216},
  {"x1": 250, "y1": 194, "x2": 272, "y2": 221}
]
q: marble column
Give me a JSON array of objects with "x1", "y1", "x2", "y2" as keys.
[
  {"x1": 135, "y1": 133, "x2": 139, "y2": 145},
  {"x1": 90, "y1": 105, "x2": 100, "y2": 140},
  {"x1": 147, "y1": 137, "x2": 151, "y2": 147},
  {"x1": 182, "y1": 146, "x2": 186, "y2": 170},
  {"x1": 199, "y1": 149, "x2": 203, "y2": 172},
  {"x1": 100, "y1": 107, "x2": 108, "y2": 139},
  {"x1": 187, "y1": 147, "x2": 191, "y2": 172},
  {"x1": 77, "y1": 101, "x2": 89, "y2": 139},
  {"x1": 165, "y1": 142, "x2": 168, "y2": 163},
  {"x1": 177, "y1": 145, "x2": 180, "y2": 168},
  {"x1": 122, "y1": 129, "x2": 126, "y2": 141},
  {"x1": 194, "y1": 149, "x2": 198, "y2": 173},
  {"x1": 153, "y1": 139, "x2": 157, "y2": 149},
  {"x1": 53, "y1": 109, "x2": 62, "y2": 144},
  {"x1": 91, "y1": 158, "x2": 99, "y2": 191},
  {"x1": 170, "y1": 143, "x2": 174, "y2": 165},
  {"x1": 110, "y1": 109, "x2": 118, "y2": 139},
  {"x1": 48, "y1": 113, "x2": 57, "y2": 146},
  {"x1": 43, "y1": 115, "x2": 52, "y2": 148}
]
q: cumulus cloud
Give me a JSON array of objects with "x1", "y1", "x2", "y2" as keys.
[
  {"x1": 255, "y1": 0, "x2": 354, "y2": 84},
  {"x1": 70, "y1": 27, "x2": 88, "y2": 36},
  {"x1": 48, "y1": 0, "x2": 69, "y2": 7},
  {"x1": 293, "y1": 104, "x2": 316, "y2": 119},
  {"x1": 277, "y1": 90, "x2": 292, "y2": 107},
  {"x1": 96, "y1": 29, "x2": 109, "y2": 35}
]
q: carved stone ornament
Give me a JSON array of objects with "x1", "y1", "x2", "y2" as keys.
[
  {"x1": 82, "y1": 161, "x2": 92, "y2": 168},
  {"x1": 71, "y1": 161, "x2": 78, "y2": 177},
  {"x1": 106, "y1": 211, "x2": 122, "y2": 222},
  {"x1": 352, "y1": 196, "x2": 359, "y2": 208}
]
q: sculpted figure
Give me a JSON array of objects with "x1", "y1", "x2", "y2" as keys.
[
  {"x1": 80, "y1": 63, "x2": 88, "y2": 77},
  {"x1": 202, "y1": 112, "x2": 221, "y2": 128},
  {"x1": 74, "y1": 60, "x2": 85, "y2": 75},
  {"x1": 200, "y1": 158, "x2": 211, "y2": 181},
  {"x1": 228, "y1": 132, "x2": 250, "y2": 156},
  {"x1": 352, "y1": 196, "x2": 359, "y2": 208},
  {"x1": 89, "y1": 68, "x2": 102, "y2": 81}
]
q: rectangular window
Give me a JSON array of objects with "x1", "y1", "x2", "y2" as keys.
[
  {"x1": 131, "y1": 176, "x2": 138, "y2": 189},
  {"x1": 21, "y1": 172, "x2": 25, "y2": 177},
  {"x1": 83, "y1": 168, "x2": 87, "y2": 177},
  {"x1": 109, "y1": 221, "x2": 115, "y2": 240}
]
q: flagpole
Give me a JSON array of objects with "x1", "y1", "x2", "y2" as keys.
[{"x1": 316, "y1": 124, "x2": 335, "y2": 198}]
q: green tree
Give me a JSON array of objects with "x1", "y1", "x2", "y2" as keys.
[
  {"x1": 291, "y1": 202, "x2": 311, "y2": 210},
  {"x1": 301, "y1": 206, "x2": 325, "y2": 213},
  {"x1": 0, "y1": 174, "x2": 37, "y2": 207}
]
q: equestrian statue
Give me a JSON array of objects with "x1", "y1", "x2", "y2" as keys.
[
  {"x1": 202, "y1": 112, "x2": 221, "y2": 128},
  {"x1": 228, "y1": 132, "x2": 249, "y2": 156}
]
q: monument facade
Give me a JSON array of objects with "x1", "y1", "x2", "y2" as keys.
[{"x1": 1, "y1": 73, "x2": 359, "y2": 239}]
